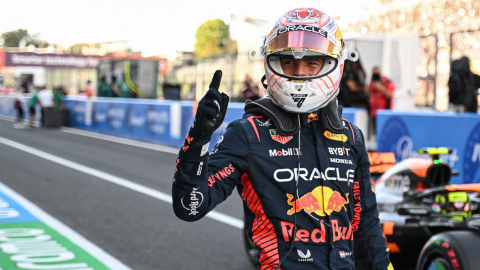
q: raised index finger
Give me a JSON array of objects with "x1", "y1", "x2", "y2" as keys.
[{"x1": 209, "y1": 70, "x2": 223, "y2": 90}]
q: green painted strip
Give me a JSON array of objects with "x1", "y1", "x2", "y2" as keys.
[{"x1": 0, "y1": 222, "x2": 109, "y2": 270}]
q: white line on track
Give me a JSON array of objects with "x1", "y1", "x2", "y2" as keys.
[
  {"x1": 59, "y1": 127, "x2": 180, "y2": 154},
  {"x1": 0, "y1": 135, "x2": 244, "y2": 230},
  {"x1": 0, "y1": 181, "x2": 132, "y2": 270}
]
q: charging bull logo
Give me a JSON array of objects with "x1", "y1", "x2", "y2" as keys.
[
  {"x1": 287, "y1": 186, "x2": 349, "y2": 216},
  {"x1": 308, "y1": 113, "x2": 319, "y2": 123}
]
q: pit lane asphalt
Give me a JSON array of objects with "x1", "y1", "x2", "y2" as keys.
[{"x1": 0, "y1": 119, "x2": 252, "y2": 270}]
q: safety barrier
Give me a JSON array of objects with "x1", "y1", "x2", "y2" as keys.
[
  {"x1": 0, "y1": 94, "x2": 368, "y2": 151},
  {"x1": 63, "y1": 97, "x2": 367, "y2": 150},
  {"x1": 376, "y1": 110, "x2": 480, "y2": 184}
]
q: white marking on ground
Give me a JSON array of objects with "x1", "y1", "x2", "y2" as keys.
[
  {"x1": 0, "y1": 181, "x2": 132, "y2": 270},
  {"x1": 0, "y1": 136, "x2": 244, "y2": 230},
  {"x1": 60, "y1": 127, "x2": 179, "y2": 154}
]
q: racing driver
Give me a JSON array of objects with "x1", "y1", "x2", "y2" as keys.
[{"x1": 172, "y1": 7, "x2": 394, "y2": 270}]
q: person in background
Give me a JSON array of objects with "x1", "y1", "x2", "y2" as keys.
[
  {"x1": 28, "y1": 87, "x2": 40, "y2": 129},
  {"x1": 37, "y1": 87, "x2": 54, "y2": 127},
  {"x1": 97, "y1": 76, "x2": 111, "y2": 97},
  {"x1": 21, "y1": 82, "x2": 30, "y2": 94},
  {"x1": 85, "y1": 80, "x2": 94, "y2": 98},
  {"x1": 117, "y1": 74, "x2": 132, "y2": 98},
  {"x1": 338, "y1": 60, "x2": 369, "y2": 109},
  {"x1": 53, "y1": 86, "x2": 65, "y2": 109},
  {"x1": 368, "y1": 67, "x2": 395, "y2": 133},
  {"x1": 448, "y1": 56, "x2": 480, "y2": 113},
  {"x1": 14, "y1": 87, "x2": 26, "y2": 124},
  {"x1": 242, "y1": 74, "x2": 260, "y2": 101},
  {"x1": 111, "y1": 76, "x2": 120, "y2": 97}
]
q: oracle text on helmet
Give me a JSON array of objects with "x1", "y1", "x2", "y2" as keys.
[{"x1": 277, "y1": 25, "x2": 328, "y2": 38}]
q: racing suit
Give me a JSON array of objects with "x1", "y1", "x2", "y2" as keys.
[{"x1": 172, "y1": 110, "x2": 391, "y2": 270}]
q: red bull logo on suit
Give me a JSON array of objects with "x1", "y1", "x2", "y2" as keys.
[{"x1": 286, "y1": 186, "x2": 349, "y2": 216}]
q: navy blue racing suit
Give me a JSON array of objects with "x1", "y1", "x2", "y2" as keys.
[{"x1": 172, "y1": 111, "x2": 391, "y2": 270}]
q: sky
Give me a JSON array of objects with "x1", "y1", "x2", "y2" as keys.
[{"x1": 1, "y1": 0, "x2": 376, "y2": 59}]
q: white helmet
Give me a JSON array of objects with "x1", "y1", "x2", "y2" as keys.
[{"x1": 258, "y1": 7, "x2": 358, "y2": 113}]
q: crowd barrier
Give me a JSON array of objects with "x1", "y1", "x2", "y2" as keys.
[
  {"x1": 376, "y1": 110, "x2": 480, "y2": 184},
  {"x1": 0, "y1": 95, "x2": 368, "y2": 151},
  {"x1": 63, "y1": 97, "x2": 368, "y2": 152}
]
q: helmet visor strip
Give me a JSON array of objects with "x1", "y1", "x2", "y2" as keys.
[
  {"x1": 267, "y1": 31, "x2": 340, "y2": 58},
  {"x1": 267, "y1": 54, "x2": 338, "y2": 79}
]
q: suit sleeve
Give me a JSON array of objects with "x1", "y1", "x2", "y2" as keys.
[
  {"x1": 352, "y1": 127, "x2": 392, "y2": 270},
  {"x1": 172, "y1": 120, "x2": 249, "y2": 221}
]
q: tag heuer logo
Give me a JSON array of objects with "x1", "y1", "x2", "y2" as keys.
[
  {"x1": 324, "y1": 131, "x2": 348, "y2": 142},
  {"x1": 290, "y1": 94, "x2": 308, "y2": 108},
  {"x1": 269, "y1": 129, "x2": 293, "y2": 144}
]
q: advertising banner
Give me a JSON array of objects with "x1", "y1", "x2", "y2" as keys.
[
  {"x1": 5, "y1": 52, "x2": 105, "y2": 69},
  {"x1": 376, "y1": 110, "x2": 480, "y2": 184},
  {"x1": 106, "y1": 102, "x2": 129, "y2": 136},
  {"x1": 127, "y1": 102, "x2": 149, "y2": 139},
  {"x1": 92, "y1": 100, "x2": 110, "y2": 133},
  {"x1": 0, "y1": 50, "x2": 5, "y2": 67},
  {"x1": 145, "y1": 103, "x2": 171, "y2": 142},
  {"x1": 71, "y1": 99, "x2": 87, "y2": 128}
]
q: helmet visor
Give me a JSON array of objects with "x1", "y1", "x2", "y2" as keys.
[
  {"x1": 267, "y1": 55, "x2": 338, "y2": 79},
  {"x1": 267, "y1": 31, "x2": 340, "y2": 58}
]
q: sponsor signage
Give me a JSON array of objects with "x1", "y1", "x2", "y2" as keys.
[
  {"x1": 324, "y1": 131, "x2": 348, "y2": 142},
  {"x1": 277, "y1": 25, "x2": 328, "y2": 38},
  {"x1": 376, "y1": 110, "x2": 480, "y2": 184},
  {"x1": 4, "y1": 52, "x2": 106, "y2": 69},
  {"x1": 0, "y1": 50, "x2": 5, "y2": 67},
  {"x1": 286, "y1": 186, "x2": 349, "y2": 216},
  {"x1": 269, "y1": 148, "x2": 300, "y2": 157},
  {"x1": 181, "y1": 188, "x2": 203, "y2": 215},
  {"x1": 270, "y1": 129, "x2": 293, "y2": 144}
]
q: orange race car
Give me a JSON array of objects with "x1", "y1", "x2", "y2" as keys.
[{"x1": 371, "y1": 148, "x2": 480, "y2": 270}]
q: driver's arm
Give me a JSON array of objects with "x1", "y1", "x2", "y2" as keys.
[
  {"x1": 352, "y1": 127, "x2": 393, "y2": 270},
  {"x1": 172, "y1": 120, "x2": 250, "y2": 221}
]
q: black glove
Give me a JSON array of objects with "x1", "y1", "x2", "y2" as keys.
[{"x1": 191, "y1": 70, "x2": 229, "y2": 137}]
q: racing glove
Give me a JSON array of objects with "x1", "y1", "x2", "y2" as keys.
[
  {"x1": 178, "y1": 70, "x2": 229, "y2": 161},
  {"x1": 190, "y1": 70, "x2": 229, "y2": 137}
]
